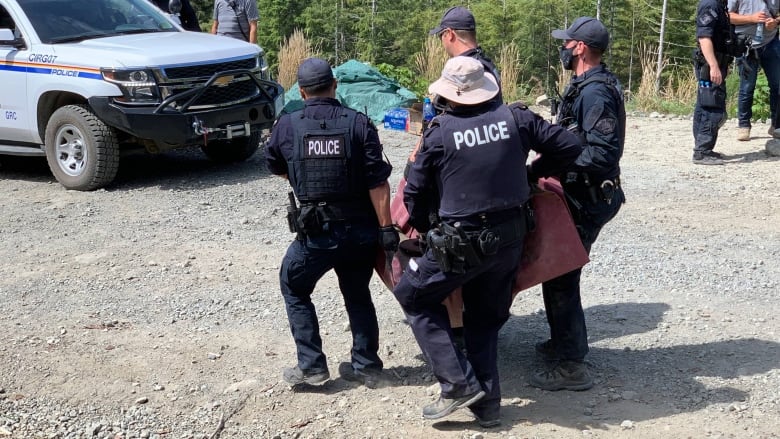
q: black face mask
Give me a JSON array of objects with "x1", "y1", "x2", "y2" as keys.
[{"x1": 559, "y1": 46, "x2": 575, "y2": 71}]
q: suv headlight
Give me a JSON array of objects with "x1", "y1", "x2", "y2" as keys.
[
  {"x1": 256, "y1": 51, "x2": 270, "y2": 81},
  {"x1": 101, "y1": 69, "x2": 161, "y2": 104}
]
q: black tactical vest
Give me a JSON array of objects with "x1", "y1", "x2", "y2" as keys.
[
  {"x1": 435, "y1": 105, "x2": 527, "y2": 219},
  {"x1": 557, "y1": 72, "x2": 626, "y2": 148},
  {"x1": 289, "y1": 108, "x2": 365, "y2": 206}
]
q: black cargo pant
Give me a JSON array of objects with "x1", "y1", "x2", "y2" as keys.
[
  {"x1": 279, "y1": 226, "x2": 383, "y2": 375},
  {"x1": 542, "y1": 186, "x2": 625, "y2": 361},
  {"x1": 393, "y1": 235, "x2": 524, "y2": 421},
  {"x1": 693, "y1": 63, "x2": 729, "y2": 155}
]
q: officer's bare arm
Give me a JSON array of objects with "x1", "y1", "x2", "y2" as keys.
[
  {"x1": 698, "y1": 37, "x2": 723, "y2": 85},
  {"x1": 369, "y1": 181, "x2": 392, "y2": 227}
]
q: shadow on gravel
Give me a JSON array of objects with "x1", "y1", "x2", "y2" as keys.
[
  {"x1": 723, "y1": 149, "x2": 780, "y2": 163},
  {"x1": 490, "y1": 302, "x2": 780, "y2": 432},
  {"x1": 0, "y1": 148, "x2": 276, "y2": 190},
  {"x1": 0, "y1": 156, "x2": 54, "y2": 184},
  {"x1": 111, "y1": 148, "x2": 274, "y2": 191}
]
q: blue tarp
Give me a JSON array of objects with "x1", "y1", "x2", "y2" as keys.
[{"x1": 282, "y1": 59, "x2": 418, "y2": 124}]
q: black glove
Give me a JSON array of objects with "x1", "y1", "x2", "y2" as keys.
[
  {"x1": 526, "y1": 164, "x2": 539, "y2": 185},
  {"x1": 379, "y1": 225, "x2": 400, "y2": 252}
]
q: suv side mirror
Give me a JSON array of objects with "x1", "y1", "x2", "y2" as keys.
[
  {"x1": 0, "y1": 28, "x2": 23, "y2": 49},
  {"x1": 168, "y1": 0, "x2": 182, "y2": 14}
]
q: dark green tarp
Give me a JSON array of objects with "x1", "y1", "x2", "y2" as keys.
[{"x1": 282, "y1": 59, "x2": 418, "y2": 124}]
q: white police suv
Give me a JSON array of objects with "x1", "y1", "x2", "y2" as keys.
[{"x1": 0, "y1": 0, "x2": 283, "y2": 190}]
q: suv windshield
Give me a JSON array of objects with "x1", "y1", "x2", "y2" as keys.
[{"x1": 19, "y1": 0, "x2": 177, "y2": 44}]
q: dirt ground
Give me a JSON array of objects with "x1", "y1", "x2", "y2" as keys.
[{"x1": 1, "y1": 111, "x2": 779, "y2": 439}]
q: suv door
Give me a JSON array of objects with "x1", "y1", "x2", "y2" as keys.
[{"x1": 0, "y1": 2, "x2": 32, "y2": 143}]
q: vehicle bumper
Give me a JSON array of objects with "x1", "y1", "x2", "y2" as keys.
[{"x1": 89, "y1": 87, "x2": 283, "y2": 146}]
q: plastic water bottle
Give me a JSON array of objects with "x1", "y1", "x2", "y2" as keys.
[
  {"x1": 423, "y1": 97, "x2": 435, "y2": 122},
  {"x1": 699, "y1": 64, "x2": 710, "y2": 88},
  {"x1": 422, "y1": 97, "x2": 435, "y2": 131},
  {"x1": 755, "y1": 21, "x2": 764, "y2": 45}
]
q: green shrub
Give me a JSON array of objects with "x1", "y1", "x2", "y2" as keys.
[
  {"x1": 751, "y1": 73, "x2": 771, "y2": 122},
  {"x1": 375, "y1": 63, "x2": 428, "y2": 101},
  {"x1": 726, "y1": 70, "x2": 770, "y2": 122}
]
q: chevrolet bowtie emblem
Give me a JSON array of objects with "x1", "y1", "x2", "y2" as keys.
[{"x1": 214, "y1": 75, "x2": 234, "y2": 86}]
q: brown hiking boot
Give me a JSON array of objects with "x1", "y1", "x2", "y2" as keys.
[{"x1": 737, "y1": 127, "x2": 751, "y2": 141}]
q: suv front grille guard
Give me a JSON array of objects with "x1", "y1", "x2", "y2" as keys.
[{"x1": 153, "y1": 69, "x2": 278, "y2": 114}]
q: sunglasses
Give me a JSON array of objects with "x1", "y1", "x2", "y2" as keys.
[{"x1": 561, "y1": 39, "x2": 580, "y2": 50}]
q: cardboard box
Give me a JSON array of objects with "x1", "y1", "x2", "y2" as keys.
[
  {"x1": 407, "y1": 102, "x2": 424, "y2": 135},
  {"x1": 383, "y1": 108, "x2": 409, "y2": 131}
]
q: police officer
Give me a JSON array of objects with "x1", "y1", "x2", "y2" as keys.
[
  {"x1": 265, "y1": 58, "x2": 398, "y2": 388},
  {"x1": 393, "y1": 56, "x2": 582, "y2": 427},
  {"x1": 152, "y1": 0, "x2": 200, "y2": 32},
  {"x1": 429, "y1": 6, "x2": 502, "y2": 102},
  {"x1": 692, "y1": 0, "x2": 734, "y2": 164},
  {"x1": 529, "y1": 17, "x2": 626, "y2": 391}
]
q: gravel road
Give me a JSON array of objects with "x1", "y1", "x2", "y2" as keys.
[{"x1": 1, "y1": 109, "x2": 779, "y2": 439}]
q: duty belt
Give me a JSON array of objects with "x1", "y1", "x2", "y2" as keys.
[
  {"x1": 565, "y1": 172, "x2": 621, "y2": 205},
  {"x1": 427, "y1": 214, "x2": 526, "y2": 274}
]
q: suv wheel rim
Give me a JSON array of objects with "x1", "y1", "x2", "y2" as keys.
[{"x1": 54, "y1": 124, "x2": 88, "y2": 177}]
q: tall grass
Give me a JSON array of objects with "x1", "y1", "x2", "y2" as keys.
[
  {"x1": 497, "y1": 42, "x2": 520, "y2": 102},
  {"x1": 635, "y1": 42, "x2": 663, "y2": 107},
  {"x1": 414, "y1": 36, "x2": 448, "y2": 86},
  {"x1": 555, "y1": 65, "x2": 572, "y2": 96},
  {"x1": 278, "y1": 29, "x2": 317, "y2": 90},
  {"x1": 629, "y1": 42, "x2": 700, "y2": 114}
]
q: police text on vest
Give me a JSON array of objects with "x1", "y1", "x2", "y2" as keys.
[
  {"x1": 452, "y1": 121, "x2": 510, "y2": 150},
  {"x1": 303, "y1": 135, "x2": 346, "y2": 157}
]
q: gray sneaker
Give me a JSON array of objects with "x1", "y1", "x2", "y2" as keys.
[
  {"x1": 529, "y1": 360, "x2": 593, "y2": 391},
  {"x1": 282, "y1": 366, "x2": 330, "y2": 386},
  {"x1": 422, "y1": 390, "x2": 485, "y2": 420},
  {"x1": 692, "y1": 152, "x2": 724, "y2": 165}
]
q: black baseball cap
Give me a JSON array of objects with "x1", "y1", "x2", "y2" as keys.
[
  {"x1": 428, "y1": 6, "x2": 476, "y2": 35},
  {"x1": 297, "y1": 57, "x2": 334, "y2": 87},
  {"x1": 551, "y1": 16, "x2": 609, "y2": 51}
]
